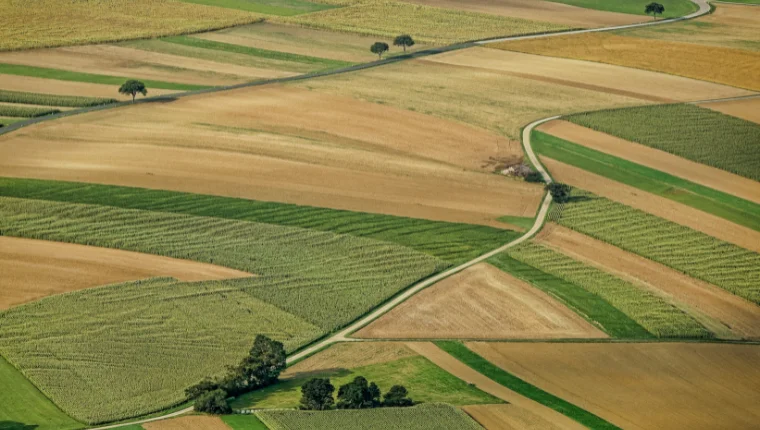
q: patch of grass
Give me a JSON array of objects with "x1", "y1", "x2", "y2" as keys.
[
  {"x1": 255, "y1": 403, "x2": 483, "y2": 430},
  {"x1": 532, "y1": 130, "x2": 760, "y2": 231},
  {"x1": 0, "y1": 355, "x2": 83, "y2": 430},
  {"x1": 551, "y1": 189, "x2": 760, "y2": 305},
  {"x1": 0, "y1": 104, "x2": 59, "y2": 118},
  {"x1": 0, "y1": 117, "x2": 25, "y2": 126},
  {"x1": 496, "y1": 215, "x2": 534, "y2": 230},
  {"x1": 0, "y1": 178, "x2": 517, "y2": 265},
  {"x1": 0, "y1": 63, "x2": 208, "y2": 91},
  {"x1": 223, "y1": 414, "x2": 269, "y2": 430},
  {"x1": 566, "y1": 104, "x2": 760, "y2": 181},
  {"x1": 435, "y1": 341, "x2": 620, "y2": 430},
  {"x1": 179, "y1": 0, "x2": 337, "y2": 15},
  {"x1": 488, "y1": 253, "x2": 651, "y2": 338},
  {"x1": 545, "y1": 0, "x2": 697, "y2": 17},
  {"x1": 0, "y1": 90, "x2": 116, "y2": 107}
]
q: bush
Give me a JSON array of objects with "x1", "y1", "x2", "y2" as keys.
[
  {"x1": 524, "y1": 172, "x2": 544, "y2": 183},
  {"x1": 194, "y1": 389, "x2": 231, "y2": 414}
]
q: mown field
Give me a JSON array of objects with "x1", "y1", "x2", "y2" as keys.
[
  {"x1": 546, "y1": 0, "x2": 697, "y2": 17},
  {"x1": 566, "y1": 104, "x2": 760, "y2": 181}
]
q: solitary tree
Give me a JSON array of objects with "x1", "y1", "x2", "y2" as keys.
[
  {"x1": 546, "y1": 182, "x2": 572, "y2": 203},
  {"x1": 300, "y1": 378, "x2": 335, "y2": 410},
  {"x1": 383, "y1": 385, "x2": 413, "y2": 407},
  {"x1": 393, "y1": 34, "x2": 415, "y2": 53},
  {"x1": 194, "y1": 389, "x2": 231, "y2": 414},
  {"x1": 645, "y1": 2, "x2": 665, "y2": 20},
  {"x1": 337, "y1": 376, "x2": 381, "y2": 409},
  {"x1": 370, "y1": 42, "x2": 390, "y2": 59},
  {"x1": 118, "y1": 79, "x2": 147, "y2": 102}
]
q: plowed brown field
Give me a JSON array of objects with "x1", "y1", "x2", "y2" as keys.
[
  {"x1": 699, "y1": 97, "x2": 760, "y2": 124},
  {"x1": 463, "y1": 404, "x2": 564, "y2": 430},
  {"x1": 143, "y1": 416, "x2": 230, "y2": 430},
  {"x1": 466, "y1": 342, "x2": 760, "y2": 430},
  {"x1": 536, "y1": 224, "x2": 760, "y2": 340},
  {"x1": 541, "y1": 157, "x2": 760, "y2": 252},
  {"x1": 284, "y1": 342, "x2": 417, "y2": 379},
  {"x1": 0, "y1": 236, "x2": 252, "y2": 310},
  {"x1": 0, "y1": 74, "x2": 177, "y2": 101},
  {"x1": 0, "y1": 85, "x2": 543, "y2": 226},
  {"x1": 538, "y1": 120, "x2": 760, "y2": 204},
  {"x1": 355, "y1": 263, "x2": 606, "y2": 340}
]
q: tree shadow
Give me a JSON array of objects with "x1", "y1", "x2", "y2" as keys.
[
  {"x1": 566, "y1": 195, "x2": 594, "y2": 203},
  {"x1": 0, "y1": 422, "x2": 39, "y2": 430}
]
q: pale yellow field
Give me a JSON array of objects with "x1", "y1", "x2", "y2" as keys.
[
  {"x1": 0, "y1": 74, "x2": 178, "y2": 101},
  {"x1": 466, "y1": 342, "x2": 760, "y2": 430},
  {"x1": 143, "y1": 416, "x2": 230, "y2": 430},
  {"x1": 699, "y1": 97, "x2": 760, "y2": 124},
  {"x1": 463, "y1": 404, "x2": 564, "y2": 430},
  {"x1": 284, "y1": 342, "x2": 417, "y2": 379}
]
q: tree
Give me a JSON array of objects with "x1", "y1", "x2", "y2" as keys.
[
  {"x1": 185, "y1": 377, "x2": 220, "y2": 399},
  {"x1": 118, "y1": 80, "x2": 147, "y2": 102},
  {"x1": 300, "y1": 378, "x2": 335, "y2": 410},
  {"x1": 546, "y1": 182, "x2": 572, "y2": 203},
  {"x1": 524, "y1": 171, "x2": 544, "y2": 183},
  {"x1": 383, "y1": 385, "x2": 413, "y2": 407},
  {"x1": 194, "y1": 389, "x2": 231, "y2": 414},
  {"x1": 337, "y1": 376, "x2": 381, "y2": 409},
  {"x1": 370, "y1": 42, "x2": 389, "y2": 59},
  {"x1": 393, "y1": 34, "x2": 415, "y2": 53},
  {"x1": 645, "y1": 2, "x2": 665, "y2": 20}
]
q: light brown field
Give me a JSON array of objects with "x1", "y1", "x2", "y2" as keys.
[
  {"x1": 401, "y1": 0, "x2": 642, "y2": 28},
  {"x1": 493, "y1": 32, "x2": 760, "y2": 91},
  {"x1": 292, "y1": 59, "x2": 646, "y2": 140},
  {"x1": 699, "y1": 97, "x2": 760, "y2": 124},
  {"x1": 542, "y1": 157, "x2": 760, "y2": 252},
  {"x1": 538, "y1": 120, "x2": 760, "y2": 203},
  {"x1": 0, "y1": 236, "x2": 252, "y2": 310},
  {"x1": 0, "y1": 84, "x2": 543, "y2": 226},
  {"x1": 284, "y1": 342, "x2": 417, "y2": 379},
  {"x1": 355, "y1": 263, "x2": 606, "y2": 340},
  {"x1": 536, "y1": 224, "x2": 760, "y2": 340},
  {"x1": 143, "y1": 415, "x2": 230, "y2": 430},
  {"x1": 406, "y1": 342, "x2": 586, "y2": 430},
  {"x1": 0, "y1": 74, "x2": 177, "y2": 101},
  {"x1": 426, "y1": 48, "x2": 751, "y2": 102},
  {"x1": 466, "y1": 342, "x2": 760, "y2": 430},
  {"x1": 463, "y1": 404, "x2": 564, "y2": 430}
]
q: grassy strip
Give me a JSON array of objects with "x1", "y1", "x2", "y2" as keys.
[
  {"x1": 223, "y1": 414, "x2": 268, "y2": 430},
  {"x1": 0, "y1": 89, "x2": 116, "y2": 107},
  {"x1": 0, "y1": 104, "x2": 60, "y2": 118},
  {"x1": 545, "y1": 0, "x2": 698, "y2": 17},
  {"x1": 0, "y1": 178, "x2": 517, "y2": 265},
  {"x1": 435, "y1": 341, "x2": 620, "y2": 430},
  {"x1": 496, "y1": 215, "x2": 534, "y2": 230},
  {"x1": 488, "y1": 253, "x2": 651, "y2": 338},
  {"x1": 0, "y1": 116, "x2": 29, "y2": 126},
  {"x1": 532, "y1": 131, "x2": 760, "y2": 231},
  {"x1": 566, "y1": 104, "x2": 760, "y2": 181},
  {"x1": 178, "y1": 0, "x2": 336, "y2": 16},
  {"x1": 0, "y1": 63, "x2": 209, "y2": 91},
  {"x1": 164, "y1": 35, "x2": 353, "y2": 69}
]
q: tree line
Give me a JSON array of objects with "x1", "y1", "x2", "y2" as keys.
[{"x1": 300, "y1": 376, "x2": 413, "y2": 410}]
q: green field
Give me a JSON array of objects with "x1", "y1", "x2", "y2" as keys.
[
  {"x1": 0, "y1": 104, "x2": 59, "y2": 118},
  {"x1": 552, "y1": 189, "x2": 760, "y2": 305},
  {"x1": 223, "y1": 414, "x2": 269, "y2": 430},
  {"x1": 496, "y1": 215, "x2": 535, "y2": 230},
  {"x1": 532, "y1": 131, "x2": 760, "y2": 231},
  {"x1": 488, "y1": 254, "x2": 651, "y2": 338},
  {"x1": 0, "y1": 63, "x2": 208, "y2": 91},
  {"x1": 546, "y1": 0, "x2": 698, "y2": 17},
  {"x1": 255, "y1": 403, "x2": 483, "y2": 430},
  {"x1": 179, "y1": 0, "x2": 336, "y2": 15},
  {"x1": 0, "y1": 90, "x2": 116, "y2": 108},
  {"x1": 0, "y1": 178, "x2": 518, "y2": 265},
  {"x1": 566, "y1": 104, "x2": 760, "y2": 181},
  {"x1": 0, "y1": 355, "x2": 82, "y2": 430},
  {"x1": 505, "y1": 242, "x2": 710, "y2": 338},
  {"x1": 436, "y1": 341, "x2": 619, "y2": 430}
]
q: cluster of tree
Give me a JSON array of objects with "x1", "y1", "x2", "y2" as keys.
[
  {"x1": 546, "y1": 182, "x2": 572, "y2": 203},
  {"x1": 185, "y1": 335, "x2": 287, "y2": 414},
  {"x1": 645, "y1": 2, "x2": 665, "y2": 19},
  {"x1": 370, "y1": 34, "x2": 416, "y2": 59},
  {"x1": 299, "y1": 376, "x2": 413, "y2": 411}
]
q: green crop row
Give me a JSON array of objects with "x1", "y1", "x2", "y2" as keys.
[
  {"x1": 506, "y1": 242, "x2": 711, "y2": 338},
  {"x1": 0, "y1": 104, "x2": 59, "y2": 118},
  {"x1": 551, "y1": 189, "x2": 760, "y2": 305},
  {"x1": 0, "y1": 90, "x2": 116, "y2": 107}
]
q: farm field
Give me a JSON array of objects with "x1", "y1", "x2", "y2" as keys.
[
  {"x1": 355, "y1": 263, "x2": 607, "y2": 340},
  {"x1": 492, "y1": 32, "x2": 760, "y2": 91},
  {"x1": 465, "y1": 342, "x2": 760, "y2": 430},
  {"x1": 0, "y1": 74, "x2": 178, "y2": 101},
  {"x1": 699, "y1": 97, "x2": 760, "y2": 124},
  {"x1": 0, "y1": 85, "x2": 545, "y2": 226},
  {"x1": 463, "y1": 404, "x2": 564, "y2": 430},
  {"x1": 177, "y1": 0, "x2": 335, "y2": 15},
  {"x1": 536, "y1": 223, "x2": 760, "y2": 340},
  {"x1": 0, "y1": 236, "x2": 250, "y2": 310},
  {"x1": 142, "y1": 415, "x2": 230, "y2": 430},
  {"x1": 546, "y1": 0, "x2": 698, "y2": 17},
  {"x1": 424, "y1": 48, "x2": 749, "y2": 102}
]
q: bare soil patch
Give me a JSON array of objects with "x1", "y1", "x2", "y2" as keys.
[
  {"x1": 466, "y1": 342, "x2": 760, "y2": 430},
  {"x1": 463, "y1": 404, "x2": 564, "y2": 430},
  {"x1": 143, "y1": 415, "x2": 230, "y2": 430},
  {"x1": 0, "y1": 74, "x2": 177, "y2": 101},
  {"x1": 536, "y1": 224, "x2": 760, "y2": 339},
  {"x1": 699, "y1": 97, "x2": 760, "y2": 124},
  {"x1": 538, "y1": 120, "x2": 760, "y2": 204},
  {"x1": 401, "y1": 0, "x2": 641, "y2": 28},
  {"x1": 284, "y1": 342, "x2": 417, "y2": 379},
  {"x1": 542, "y1": 157, "x2": 760, "y2": 252},
  {"x1": 0, "y1": 85, "x2": 543, "y2": 226},
  {"x1": 0, "y1": 236, "x2": 251, "y2": 310},
  {"x1": 356, "y1": 263, "x2": 606, "y2": 340}
]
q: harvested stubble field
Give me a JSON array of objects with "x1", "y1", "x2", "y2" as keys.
[
  {"x1": 463, "y1": 404, "x2": 563, "y2": 430},
  {"x1": 505, "y1": 242, "x2": 710, "y2": 338},
  {"x1": 355, "y1": 263, "x2": 607, "y2": 340},
  {"x1": 465, "y1": 343, "x2": 760, "y2": 430},
  {"x1": 493, "y1": 32, "x2": 760, "y2": 91},
  {"x1": 566, "y1": 104, "x2": 760, "y2": 181},
  {"x1": 700, "y1": 97, "x2": 760, "y2": 124},
  {"x1": 426, "y1": 48, "x2": 749, "y2": 103},
  {"x1": 0, "y1": 0, "x2": 263, "y2": 52},
  {"x1": 0, "y1": 74, "x2": 178, "y2": 101},
  {"x1": 551, "y1": 189, "x2": 760, "y2": 305},
  {"x1": 256, "y1": 403, "x2": 484, "y2": 430},
  {"x1": 276, "y1": 0, "x2": 569, "y2": 44},
  {"x1": 536, "y1": 224, "x2": 760, "y2": 340},
  {"x1": 0, "y1": 85, "x2": 544, "y2": 226}
]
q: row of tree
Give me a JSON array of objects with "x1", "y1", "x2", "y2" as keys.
[
  {"x1": 371, "y1": 34, "x2": 416, "y2": 59},
  {"x1": 300, "y1": 376, "x2": 413, "y2": 410}
]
